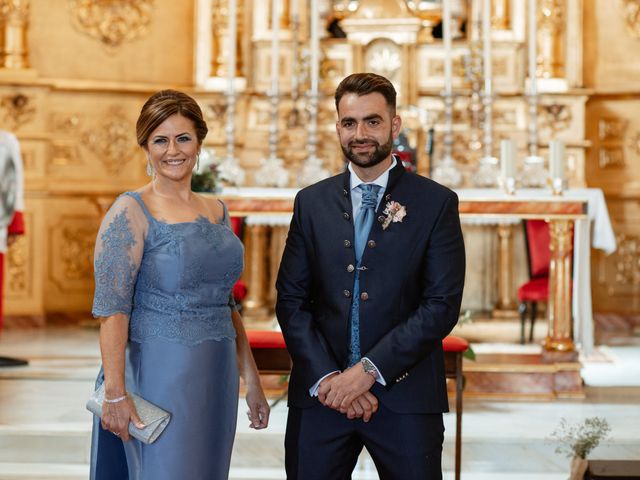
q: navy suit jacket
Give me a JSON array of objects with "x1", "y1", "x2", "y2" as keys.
[{"x1": 276, "y1": 161, "x2": 466, "y2": 414}]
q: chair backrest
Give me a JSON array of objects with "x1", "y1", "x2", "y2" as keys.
[{"x1": 524, "y1": 220, "x2": 550, "y2": 278}]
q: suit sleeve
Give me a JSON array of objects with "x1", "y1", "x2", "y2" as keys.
[
  {"x1": 365, "y1": 192, "x2": 466, "y2": 383},
  {"x1": 276, "y1": 193, "x2": 341, "y2": 389}
]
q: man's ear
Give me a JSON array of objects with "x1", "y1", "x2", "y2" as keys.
[{"x1": 392, "y1": 115, "x2": 402, "y2": 139}]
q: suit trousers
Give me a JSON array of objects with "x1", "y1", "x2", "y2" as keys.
[{"x1": 285, "y1": 401, "x2": 444, "y2": 480}]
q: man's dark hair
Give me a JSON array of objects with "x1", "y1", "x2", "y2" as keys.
[{"x1": 334, "y1": 73, "x2": 397, "y2": 114}]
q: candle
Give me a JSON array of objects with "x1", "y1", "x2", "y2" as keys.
[
  {"x1": 528, "y1": 0, "x2": 537, "y2": 97},
  {"x1": 227, "y1": 0, "x2": 237, "y2": 89},
  {"x1": 271, "y1": 0, "x2": 280, "y2": 96},
  {"x1": 482, "y1": 0, "x2": 492, "y2": 97},
  {"x1": 549, "y1": 139, "x2": 565, "y2": 179},
  {"x1": 310, "y1": 0, "x2": 319, "y2": 95},
  {"x1": 500, "y1": 139, "x2": 515, "y2": 178},
  {"x1": 443, "y1": 0, "x2": 453, "y2": 95}
]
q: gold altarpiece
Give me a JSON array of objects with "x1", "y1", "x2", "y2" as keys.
[{"x1": 0, "y1": 0, "x2": 638, "y2": 333}]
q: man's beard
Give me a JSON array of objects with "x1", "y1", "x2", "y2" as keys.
[{"x1": 341, "y1": 132, "x2": 393, "y2": 169}]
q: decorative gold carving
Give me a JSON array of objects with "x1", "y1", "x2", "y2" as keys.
[
  {"x1": 211, "y1": 0, "x2": 244, "y2": 77},
  {"x1": 60, "y1": 225, "x2": 94, "y2": 281},
  {"x1": 0, "y1": 93, "x2": 35, "y2": 129},
  {"x1": 82, "y1": 108, "x2": 136, "y2": 174},
  {"x1": 0, "y1": 0, "x2": 30, "y2": 69},
  {"x1": 493, "y1": 224, "x2": 519, "y2": 317},
  {"x1": 492, "y1": 0, "x2": 510, "y2": 30},
  {"x1": 629, "y1": 131, "x2": 640, "y2": 156},
  {"x1": 598, "y1": 118, "x2": 628, "y2": 141},
  {"x1": 69, "y1": 0, "x2": 154, "y2": 48},
  {"x1": 544, "y1": 219, "x2": 575, "y2": 352},
  {"x1": 614, "y1": 233, "x2": 640, "y2": 285},
  {"x1": 537, "y1": 0, "x2": 565, "y2": 78},
  {"x1": 242, "y1": 224, "x2": 270, "y2": 317},
  {"x1": 6, "y1": 234, "x2": 27, "y2": 294},
  {"x1": 598, "y1": 147, "x2": 625, "y2": 169},
  {"x1": 51, "y1": 142, "x2": 81, "y2": 166},
  {"x1": 540, "y1": 103, "x2": 572, "y2": 135},
  {"x1": 621, "y1": 0, "x2": 640, "y2": 38}
]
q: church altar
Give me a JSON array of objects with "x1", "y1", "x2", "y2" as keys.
[{"x1": 221, "y1": 186, "x2": 616, "y2": 356}]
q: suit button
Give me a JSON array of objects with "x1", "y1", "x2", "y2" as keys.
[
  {"x1": 378, "y1": 215, "x2": 385, "y2": 223},
  {"x1": 343, "y1": 189, "x2": 349, "y2": 197},
  {"x1": 347, "y1": 264, "x2": 355, "y2": 272},
  {"x1": 360, "y1": 292, "x2": 368, "y2": 301},
  {"x1": 367, "y1": 240, "x2": 376, "y2": 248},
  {"x1": 343, "y1": 212, "x2": 351, "y2": 220},
  {"x1": 344, "y1": 240, "x2": 351, "y2": 248},
  {"x1": 343, "y1": 289, "x2": 351, "y2": 298}
]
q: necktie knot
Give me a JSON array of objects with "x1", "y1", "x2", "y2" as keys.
[{"x1": 359, "y1": 184, "x2": 380, "y2": 210}]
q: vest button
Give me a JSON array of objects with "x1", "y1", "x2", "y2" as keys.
[
  {"x1": 360, "y1": 292, "x2": 369, "y2": 301},
  {"x1": 343, "y1": 289, "x2": 351, "y2": 298},
  {"x1": 347, "y1": 264, "x2": 355, "y2": 272},
  {"x1": 343, "y1": 212, "x2": 351, "y2": 220},
  {"x1": 344, "y1": 239, "x2": 351, "y2": 248},
  {"x1": 367, "y1": 240, "x2": 376, "y2": 248},
  {"x1": 378, "y1": 215, "x2": 385, "y2": 223}
]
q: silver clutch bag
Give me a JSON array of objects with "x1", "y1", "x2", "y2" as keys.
[{"x1": 86, "y1": 384, "x2": 171, "y2": 444}]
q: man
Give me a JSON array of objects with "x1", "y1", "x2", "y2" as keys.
[
  {"x1": 0, "y1": 130, "x2": 25, "y2": 333},
  {"x1": 276, "y1": 73, "x2": 466, "y2": 479}
]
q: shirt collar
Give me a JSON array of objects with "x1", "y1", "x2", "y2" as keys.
[{"x1": 348, "y1": 156, "x2": 397, "y2": 192}]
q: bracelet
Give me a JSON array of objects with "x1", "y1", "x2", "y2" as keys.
[{"x1": 104, "y1": 393, "x2": 127, "y2": 404}]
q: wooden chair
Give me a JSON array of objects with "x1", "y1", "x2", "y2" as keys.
[{"x1": 247, "y1": 330, "x2": 469, "y2": 480}]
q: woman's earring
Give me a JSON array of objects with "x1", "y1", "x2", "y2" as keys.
[
  {"x1": 146, "y1": 157, "x2": 154, "y2": 177},
  {"x1": 195, "y1": 153, "x2": 200, "y2": 172}
]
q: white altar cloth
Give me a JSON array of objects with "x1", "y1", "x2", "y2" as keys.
[{"x1": 226, "y1": 187, "x2": 616, "y2": 355}]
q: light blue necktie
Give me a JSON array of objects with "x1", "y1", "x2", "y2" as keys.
[{"x1": 348, "y1": 184, "x2": 380, "y2": 366}]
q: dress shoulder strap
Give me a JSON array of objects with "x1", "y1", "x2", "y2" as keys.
[{"x1": 122, "y1": 191, "x2": 155, "y2": 222}]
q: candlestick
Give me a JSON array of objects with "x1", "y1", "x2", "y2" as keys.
[
  {"x1": 299, "y1": 0, "x2": 329, "y2": 185},
  {"x1": 443, "y1": 0, "x2": 453, "y2": 95},
  {"x1": 271, "y1": 0, "x2": 280, "y2": 97},
  {"x1": 549, "y1": 139, "x2": 565, "y2": 179},
  {"x1": 482, "y1": 0, "x2": 492, "y2": 99},
  {"x1": 500, "y1": 139, "x2": 515, "y2": 179},
  {"x1": 217, "y1": 0, "x2": 245, "y2": 186},
  {"x1": 255, "y1": 0, "x2": 289, "y2": 187},
  {"x1": 528, "y1": 0, "x2": 537, "y2": 98}
]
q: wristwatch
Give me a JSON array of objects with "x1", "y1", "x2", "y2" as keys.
[{"x1": 360, "y1": 357, "x2": 379, "y2": 380}]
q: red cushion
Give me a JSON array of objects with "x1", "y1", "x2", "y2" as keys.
[
  {"x1": 517, "y1": 277, "x2": 549, "y2": 302},
  {"x1": 232, "y1": 280, "x2": 247, "y2": 302},
  {"x1": 247, "y1": 330, "x2": 287, "y2": 349},
  {"x1": 230, "y1": 216, "x2": 243, "y2": 237},
  {"x1": 442, "y1": 335, "x2": 469, "y2": 352},
  {"x1": 526, "y1": 220, "x2": 551, "y2": 277}
]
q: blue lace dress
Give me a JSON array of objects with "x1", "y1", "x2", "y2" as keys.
[{"x1": 89, "y1": 191, "x2": 243, "y2": 480}]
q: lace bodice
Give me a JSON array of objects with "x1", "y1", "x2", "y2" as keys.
[{"x1": 92, "y1": 192, "x2": 243, "y2": 346}]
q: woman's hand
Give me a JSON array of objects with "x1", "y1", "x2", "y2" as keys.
[
  {"x1": 101, "y1": 395, "x2": 145, "y2": 441},
  {"x1": 245, "y1": 382, "x2": 270, "y2": 430}
]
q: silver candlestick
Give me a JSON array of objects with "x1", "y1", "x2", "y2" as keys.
[{"x1": 432, "y1": 90, "x2": 462, "y2": 188}]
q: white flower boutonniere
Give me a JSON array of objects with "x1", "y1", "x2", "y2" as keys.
[{"x1": 382, "y1": 201, "x2": 407, "y2": 230}]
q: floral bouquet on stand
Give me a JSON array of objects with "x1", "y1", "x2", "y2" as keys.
[
  {"x1": 191, "y1": 148, "x2": 220, "y2": 193},
  {"x1": 550, "y1": 417, "x2": 611, "y2": 480}
]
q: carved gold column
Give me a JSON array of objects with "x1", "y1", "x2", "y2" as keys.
[
  {"x1": 491, "y1": 0, "x2": 510, "y2": 30},
  {"x1": 0, "y1": 0, "x2": 30, "y2": 69},
  {"x1": 537, "y1": 0, "x2": 565, "y2": 78},
  {"x1": 492, "y1": 224, "x2": 519, "y2": 318},
  {"x1": 243, "y1": 224, "x2": 270, "y2": 318},
  {"x1": 544, "y1": 219, "x2": 575, "y2": 352},
  {"x1": 267, "y1": 225, "x2": 288, "y2": 311},
  {"x1": 211, "y1": 0, "x2": 244, "y2": 77}
]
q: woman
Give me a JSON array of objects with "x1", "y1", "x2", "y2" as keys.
[{"x1": 90, "y1": 90, "x2": 269, "y2": 480}]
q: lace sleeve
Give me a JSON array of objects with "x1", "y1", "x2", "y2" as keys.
[
  {"x1": 220, "y1": 200, "x2": 241, "y2": 312},
  {"x1": 92, "y1": 194, "x2": 149, "y2": 318}
]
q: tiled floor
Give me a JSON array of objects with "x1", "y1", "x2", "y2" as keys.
[{"x1": 1, "y1": 325, "x2": 639, "y2": 480}]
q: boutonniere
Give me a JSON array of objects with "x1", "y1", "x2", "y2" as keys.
[{"x1": 381, "y1": 201, "x2": 407, "y2": 230}]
